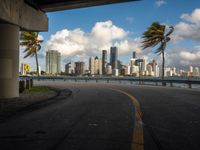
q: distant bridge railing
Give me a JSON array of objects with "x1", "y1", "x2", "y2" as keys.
[{"x1": 30, "y1": 76, "x2": 200, "y2": 88}]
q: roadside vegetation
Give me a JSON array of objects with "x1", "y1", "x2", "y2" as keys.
[{"x1": 28, "y1": 86, "x2": 50, "y2": 93}]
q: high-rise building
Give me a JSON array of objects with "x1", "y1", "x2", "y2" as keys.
[
  {"x1": 46, "y1": 50, "x2": 61, "y2": 74},
  {"x1": 102, "y1": 50, "x2": 107, "y2": 75},
  {"x1": 89, "y1": 56, "x2": 102, "y2": 75},
  {"x1": 152, "y1": 60, "x2": 157, "y2": 72},
  {"x1": 189, "y1": 65, "x2": 193, "y2": 73},
  {"x1": 130, "y1": 58, "x2": 138, "y2": 76},
  {"x1": 106, "y1": 64, "x2": 112, "y2": 75},
  {"x1": 38, "y1": 66, "x2": 41, "y2": 75},
  {"x1": 147, "y1": 64, "x2": 153, "y2": 76},
  {"x1": 110, "y1": 46, "x2": 118, "y2": 70},
  {"x1": 135, "y1": 59, "x2": 144, "y2": 75},
  {"x1": 117, "y1": 60, "x2": 123, "y2": 70},
  {"x1": 193, "y1": 67, "x2": 199, "y2": 77},
  {"x1": 65, "y1": 62, "x2": 74, "y2": 75},
  {"x1": 147, "y1": 60, "x2": 158, "y2": 77},
  {"x1": 112, "y1": 69, "x2": 119, "y2": 76},
  {"x1": 172, "y1": 67, "x2": 176, "y2": 76},
  {"x1": 179, "y1": 69, "x2": 188, "y2": 77},
  {"x1": 121, "y1": 65, "x2": 130, "y2": 76},
  {"x1": 155, "y1": 65, "x2": 159, "y2": 77},
  {"x1": 75, "y1": 61, "x2": 84, "y2": 75},
  {"x1": 133, "y1": 51, "x2": 136, "y2": 59},
  {"x1": 141, "y1": 59, "x2": 147, "y2": 73},
  {"x1": 189, "y1": 65, "x2": 194, "y2": 76},
  {"x1": 89, "y1": 57, "x2": 95, "y2": 75}
]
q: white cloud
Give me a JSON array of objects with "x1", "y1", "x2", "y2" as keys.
[
  {"x1": 155, "y1": 0, "x2": 166, "y2": 7},
  {"x1": 46, "y1": 28, "x2": 87, "y2": 56},
  {"x1": 164, "y1": 46, "x2": 200, "y2": 68},
  {"x1": 172, "y1": 8, "x2": 200, "y2": 42},
  {"x1": 181, "y1": 9, "x2": 200, "y2": 24},
  {"x1": 114, "y1": 38, "x2": 142, "y2": 55},
  {"x1": 46, "y1": 20, "x2": 132, "y2": 60},
  {"x1": 180, "y1": 51, "x2": 200, "y2": 61},
  {"x1": 91, "y1": 20, "x2": 127, "y2": 42}
]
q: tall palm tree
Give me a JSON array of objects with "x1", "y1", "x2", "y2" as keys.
[
  {"x1": 141, "y1": 22, "x2": 174, "y2": 81},
  {"x1": 20, "y1": 32, "x2": 43, "y2": 80}
]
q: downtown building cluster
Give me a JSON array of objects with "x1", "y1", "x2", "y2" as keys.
[
  {"x1": 20, "y1": 49, "x2": 200, "y2": 78},
  {"x1": 65, "y1": 46, "x2": 161, "y2": 77},
  {"x1": 64, "y1": 46, "x2": 200, "y2": 77}
]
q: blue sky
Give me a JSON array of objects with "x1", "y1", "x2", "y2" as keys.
[{"x1": 20, "y1": 0, "x2": 200, "y2": 71}]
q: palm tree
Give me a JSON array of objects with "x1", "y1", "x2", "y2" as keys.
[
  {"x1": 141, "y1": 22, "x2": 174, "y2": 82},
  {"x1": 20, "y1": 32, "x2": 43, "y2": 80}
]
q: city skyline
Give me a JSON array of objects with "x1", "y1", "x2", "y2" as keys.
[
  {"x1": 19, "y1": 1, "x2": 200, "y2": 71},
  {"x1": 47, "y1": 47, "x2": 199, "y2": 77}
]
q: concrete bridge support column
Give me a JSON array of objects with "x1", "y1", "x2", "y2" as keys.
[{"x1": 0, "y1": 23, "x2": 19, "y2": 98}]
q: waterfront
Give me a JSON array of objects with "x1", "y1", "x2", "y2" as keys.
[{"x1": 30, "y1": 76, "x2": 200, "y2": 89}]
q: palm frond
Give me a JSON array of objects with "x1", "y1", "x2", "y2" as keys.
[
  {"x1": 141, "y1": 22, "x2": 166, "y2": 50},
  {"x1": 20, "y1": 31, "x2": 43, "y2": 59},
  {"x1": 166, "y1": 37, "x2": 171, "y2": 43},
  {"x1": 37, "y1": 44, "x2": 41, "y2": 51},
  {"x1": 165, "y1": 26, "x2": 174, "y2": 37}
]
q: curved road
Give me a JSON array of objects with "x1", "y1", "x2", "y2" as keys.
[{"x1": 0, "y1": 81, "x2": 200, "y2": 150}]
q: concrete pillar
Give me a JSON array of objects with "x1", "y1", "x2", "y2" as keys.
[{"x1": 0, "y1": 23, "x2": 19, "y2": 98}]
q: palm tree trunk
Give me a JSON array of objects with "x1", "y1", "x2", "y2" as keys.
[
  {"x1": 162, "y1": 51, "x2": 164, "y2": 80},
  {"x1": 35, "y1": 51, "x2": 40, "y2": 81},
  {"x1": 162, "y1": 50, "x2": 166, "y2": 86}
]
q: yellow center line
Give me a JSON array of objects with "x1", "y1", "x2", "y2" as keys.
[
  {"x1": 107, "y1": 87, "x2": 144, "y2": 150},
  {"x1": 68, "y1": 83, "x2": 144, "y2": 150}
]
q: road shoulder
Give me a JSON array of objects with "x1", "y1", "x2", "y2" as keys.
[{"x1": 0, "y1": 86, "x2": 60, "y2": 121}]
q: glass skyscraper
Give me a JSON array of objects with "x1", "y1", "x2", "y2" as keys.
[
  {"x1": 110, "y1": 46, "x2": 118, "y2": 70},
  {"x1": 46, "y1": 50, "x2": 61, "y2": 74},
  {"x1": 102, "y1": 50, "x2": 107, "y2": 75}
]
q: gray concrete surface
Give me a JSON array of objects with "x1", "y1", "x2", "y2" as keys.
[
  {"x1": 0, "y1": 81, "x2": 200, "y2": 150},
  {"x1": 0, "y1": 0, "x2": 48, "y2": 31},
  {"x1": 0, "y1": 87, "x2": 58, "y2": 121},
  {"x1": 0, "y1": 24, "x2": 19, "y2": 98}
]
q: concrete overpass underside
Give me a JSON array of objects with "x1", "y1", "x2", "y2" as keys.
[
  {"x1": 0, "y1": 0, "x2": 138, "y2": 98},
  {"x1": 25, "y1": 0, "x2": 139, "y2": 12}
]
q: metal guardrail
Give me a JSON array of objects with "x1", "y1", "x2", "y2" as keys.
[{"x1": 30, "y1": 76, "x2": 200, "y2": 88}]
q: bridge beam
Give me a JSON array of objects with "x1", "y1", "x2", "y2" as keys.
[{"x1": 0, "y1": 0, "x2": 48, "y2": 31}]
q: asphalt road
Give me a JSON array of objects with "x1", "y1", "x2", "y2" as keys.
[{"x1": 0, "y1": 81, "x2": 200, "y2": 150}]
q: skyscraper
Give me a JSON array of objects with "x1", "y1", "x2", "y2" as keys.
[
  {"x1": 110, "y1": 46, "x2": 118, "y2": 70},
  {"x1": 65, "y1": 62, "x2": 74, "y2": 75},
  {"x1": 75, "y1": 61, "x2": 84, "y2": 75},
  {"x1": 133, "y1": 51, "x2": 136, "y2": 59},
  {"x1": 102, "y1": 50, "x2": 107, "y2": 75},
  {"x1": 46, "y1": 50, "x2": 61, "y2": 74},
  {"x1": 89, "y1": 56, "x2": 102, "y2": 75},
  {"x1": 141, "y1": 59, "x2": 146, "y2": 72},
  {"x1": 194, "y1": 67, "x2": 200, "y2": 77}
]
